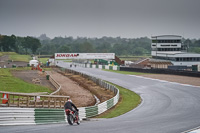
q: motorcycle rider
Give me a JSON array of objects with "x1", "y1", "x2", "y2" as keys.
[{"x1": 64, "y1": 99, "x2": 79, "y2": 116}]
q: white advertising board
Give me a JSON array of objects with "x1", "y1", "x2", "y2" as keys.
[{"x1": 55, "y1": 53, "x2": 115, "y2": 59}]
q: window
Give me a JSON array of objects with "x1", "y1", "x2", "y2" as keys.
[
  {"x1": 161, "y1": 45, "x2": 170, "y2": 46},
  {"x1": 152, "y1": 40, "x2": 157, "y2": 43}
]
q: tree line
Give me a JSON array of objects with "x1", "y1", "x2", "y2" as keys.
[
  {"x1": 0, "y1": 34, "x2": 41, "y2": 54},
  {"x1": 38, "y1": 34, "x2": 151, "y2": 56},
  {"x1": 0, "y1": 34, "x2": 200, "y2": 56}
]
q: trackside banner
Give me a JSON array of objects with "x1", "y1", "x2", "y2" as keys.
[{"x1": 55, "y1": 53, "x2": 115, "y2": 59}]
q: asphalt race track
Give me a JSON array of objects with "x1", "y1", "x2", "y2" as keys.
[{"x1": 1, "y1": 61, "x2": 200, "y2": 133}]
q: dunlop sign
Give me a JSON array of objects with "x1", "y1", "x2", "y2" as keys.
[{"x1": 55, "y1": 53, "x2": 115, "y2": 59}]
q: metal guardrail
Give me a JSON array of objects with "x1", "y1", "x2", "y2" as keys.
[
  {"x1": 45, "y1": 71, "x2": 62, "y2": 95},
  {"x1": 0, "y1": 107, "x2": 35, "y2": 126}
]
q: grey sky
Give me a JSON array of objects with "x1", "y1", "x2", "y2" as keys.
[{"x1": 0, "y1": 0, "x2": 200, "y2": 39}]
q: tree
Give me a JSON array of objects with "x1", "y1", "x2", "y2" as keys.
[
  {"x1": 96, "y1": 42, "x2": 111, "y2": 53},
  {"x1": 0, "y1": 35, "x2": 16, "y2": 52},
  {"x1": 30, "y1": 38, "x2": 41, "y2": 54},
  {"x1": 58, "y1": 45, "x2": 71, "y2": 53},
  {"x1": 80, "y1": 42, "x2": 95, "y2": 53},
  {"x1": 22, "y1": 36, "x2": 41, "y2": 54},
  {"x1": 133, "y1": 47, "x2": 147, "y2": 55},
  {"x1": 0, "y1": 34, "x2": 3, "y2": 51},
  {"x1": 15, "y1": 37, "x2": 25, "y2": 54}
]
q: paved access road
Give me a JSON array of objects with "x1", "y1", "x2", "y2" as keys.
[{"x1": 1, "y1": 62, "x2": 200, "y2": 133}]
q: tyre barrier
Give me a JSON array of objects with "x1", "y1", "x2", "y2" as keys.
[
  {"x1": 71, "y1": 63, "x2": 120, "y2": 71},
  {"x1": 0, "y1": 108, "x2": 66, "y2": 126},
  {"x1": 0, "y1": 67, "x2": 119, "y2": 126}
]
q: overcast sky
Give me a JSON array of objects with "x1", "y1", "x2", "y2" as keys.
[{"x1": 0, "y1": 0, "x2": 200, "y2": 39}]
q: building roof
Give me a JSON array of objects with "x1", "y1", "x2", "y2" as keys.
[
  {"x1": 151, "y1": 35, "x2": 182, "y2": 38},
  {"x1": 167, "y1": 52, "x2": 200, "y2": 58}
]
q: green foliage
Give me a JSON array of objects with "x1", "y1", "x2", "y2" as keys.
[
  {"x1": 23, "y1": 36, "x2": 41, "y2": 54},
  {"x1": 0, "y1": 69, "x2": 52, "y2": 93},
  {"x1": 0, "y1": 34, "x2": 41, "y2": 55},
  {"x1": 1, "y1": 34, "x2": 199, "y2": 56},
  {"x1": 183, "y1": 38, "x2": 200, "y2": 53},
  {"x1": 96, "y1": 82, "x2": 141, "y2": 118},
  {"x1": 189, "y1": 47, "x2": 200, "y2": 53},
  {"x1": 0, "y1": 35, "x2": 16, "y2": 52},
  {"x1": 36, "y1": 36, "x2": 152, "y2": 56}
]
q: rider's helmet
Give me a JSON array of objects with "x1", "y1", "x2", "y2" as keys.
[{"x1": 68, "y1": 99, "x2": 72, "y2": 102}]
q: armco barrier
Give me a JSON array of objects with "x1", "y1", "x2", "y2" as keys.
[
  {"x1": 0, "y1": 108, "x2": 66, "y2": 125},
  {"x1": 0, "y1": 67, "x2": 119, "y2": 125},
  {"x1": 74, "y1": 63, "x2": 120, "y2": 71},
  {"x1": 35, "y1": 108, "x2": 65, "y2": 124},
  {"x1": 0, "y1": 107, "x2": 35, "y2": 126},
  {"x1": 45, "y1": 71, "x2": 62, "y2": 95},
  {"x1": 120, "y1": 67, "x2": 200, "y2": 77}
]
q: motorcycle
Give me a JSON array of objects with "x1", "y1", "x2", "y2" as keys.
[{"x1": 65, "y1": 109, "x2": 80, "y2": 125}]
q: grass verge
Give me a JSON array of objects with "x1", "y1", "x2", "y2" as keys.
[
  {"x1": 9, "y1": 54, "x2": 31, "y2": 62},
  {"x1": 96, "y1": 82, "x2": 141, "y2": 118},
  {"x1": 38, "y1": 58, "x2": 49, "y2": 64},
  {"x1": 0, "y1": 52, "x2": 31, "y2": 62},
  {"x1": 103, "y1": 69, "x2": 147, "y2": 75},
  {"x1": 0, "y1": 68, "x2": 52, "y2": 93}
]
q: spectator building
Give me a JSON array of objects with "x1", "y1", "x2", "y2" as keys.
[{"x1": 151, "y1": 35, "x2": 200, "y2": 66}]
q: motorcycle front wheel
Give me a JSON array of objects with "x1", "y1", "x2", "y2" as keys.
[
  {"x1": 77, "y1": 117, "x2": 80, "y2": 125},
  {"x1": 67, "y1": 114, "x2": 74, "y2": 125}
]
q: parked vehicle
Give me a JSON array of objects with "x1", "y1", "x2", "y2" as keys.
[{"x1": 29, "y1": 60, "x2": 38, "y2": 67}]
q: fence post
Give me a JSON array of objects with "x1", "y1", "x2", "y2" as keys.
[
  {"x1": 48, "y1": 97, "x2": 50, "y2": 108},
  {"x1": 34, "y1": 97, "x2": 37, "y2": 108},
  {"x1": 54, "y1": 98, "x2": 56, "y2": 108},
  {"x1": 8, "y1": 95, "x2": 10, "y2": 107},
  {"x1": 27, "y1": 96, "x2": 30, "y2": 107},
  {"x1": 18, "y1": 96, "x2": 20, "y2": 107},
  {"x1": 42, "y1": 99, "x2": 44, "y2": 108}
]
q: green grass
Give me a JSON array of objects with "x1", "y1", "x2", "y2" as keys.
[
  {"x1": 38, "y1": 58, "x2": 49, "y2": 64},
  {"x1": 0, "y1": 68, "x2": 52, "y2": 93},
  {"x1": 0, "y1": 52, "x2": 17, "y2": 56},
  {"x1": 0, "y1": 52, "x2": 31, "y2": 62},
  {"x1": 9, "y1": 54, "x2": 31, "y2": 62},
  {"x1": 103, "y1": 69, "x2": 147, "y2": 75},
  {"x1": 96, "y1": 82, "x2": 141, "y2": 118}
]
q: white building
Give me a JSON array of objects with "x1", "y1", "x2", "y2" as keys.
[{"x1": 151, "y1": 35, "x2": 200, "y2": 66}]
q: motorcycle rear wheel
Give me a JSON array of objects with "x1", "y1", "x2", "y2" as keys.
[{"x1": 67, "y1": 114, "x2": 74, "y2": 125}]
